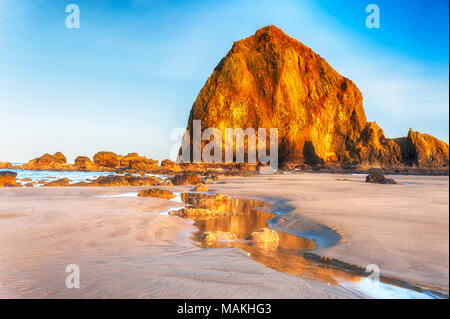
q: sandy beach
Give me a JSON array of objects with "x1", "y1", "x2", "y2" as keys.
[{"x1": 0, "y1": 173, "x2": 447, "y2": 299}]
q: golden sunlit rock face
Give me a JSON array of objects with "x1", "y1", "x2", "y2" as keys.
[{"x1": 186, "y1": 25, "x2": 449, "y2": 168}]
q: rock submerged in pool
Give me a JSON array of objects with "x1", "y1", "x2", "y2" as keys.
[
  {"x1": 0, "y1": 171, "x2": 17, "y2": 187},
  {"x1": 365, "y1": 168, "x2": 397, "y2": 184},
  {"x1": 200, "y1": 231, "x2": 237, "y2": 245},
  {"x1": 138, "y1": 188, "x2": 176, "y2": 199},
  {"x1": 250, "y1": 228, "x2": 279, "y2": 245},
  {"x1": 169, "y1": 208, "x2": 242, "y2": 220}
]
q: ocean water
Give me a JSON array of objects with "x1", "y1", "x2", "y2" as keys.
[
  {"x1": 340, "y1": 277, "x2": 434, "y2": 299},
  {"x1": 0, "y1": 169, "x2": 166, "y2": 186}
]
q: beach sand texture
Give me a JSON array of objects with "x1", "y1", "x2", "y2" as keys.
[{"x1": 0, "y1": 173, "x2": 448, "y2": 298}]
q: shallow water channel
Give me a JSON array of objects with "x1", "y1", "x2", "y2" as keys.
[{"x1": 168, "y1": 192, "x2": 445, "y2": 299}]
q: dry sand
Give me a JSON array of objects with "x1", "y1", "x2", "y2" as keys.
[{"x1": 0, "y1": 173, "x2": 448, "y2": 298}]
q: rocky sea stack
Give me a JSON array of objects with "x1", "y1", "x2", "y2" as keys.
[{"x1": 185, "y1": 25, "x2": 449, "y2": 169}]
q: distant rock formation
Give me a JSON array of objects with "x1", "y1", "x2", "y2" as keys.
[
  {"x1": 11, "y1": 152, "x2": 159, "y2": 172},
  {"x1": 74, "y1": 156, "x2": 96, "y2": 170},
  {"x1": 0, "y1": 161, "x2": 12, "y2": 169},
  {"x1": 93, "y1": 151, "x2": 122, "y2": 168},
  {"x1": 395, "y1": 129, "x2": 449, "y2": 168},
  {"x1": 92, "y1": 151, "x2": 158, "y2": 170},
  {"x1": 184, "y1": 25, "x2": 449, "y2": 169},
  {"x1": 23, "y1": 152, "x2": 67, "y2": 170},
  {"x1": 119, "y1": 152, "x2": 158, "y2": 170}
]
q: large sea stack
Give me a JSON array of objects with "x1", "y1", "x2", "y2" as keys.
[{"x1": 184, "y1": 25, "x2": 449, "y2": 169}]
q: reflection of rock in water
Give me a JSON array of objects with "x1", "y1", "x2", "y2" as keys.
[
  {"x1": 178, "y1": 192, "x2": 316, "y2": 252},
  {"x1": 200, "y1": 231, "x2": 237, "y2": 246},
  {"x1": 170, "y1": 192, "x2": 441, "y2": 297},
  {"x1": 250, "y1": 228, "x2": 280, "y2": 250}
]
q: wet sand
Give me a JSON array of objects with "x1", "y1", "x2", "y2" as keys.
[
  {"x1": 0, "y1": 173, "x2": 448, "y2": 298},
  {"x1": 214, "y1": 173, "x2": 449, "y2": 290}
]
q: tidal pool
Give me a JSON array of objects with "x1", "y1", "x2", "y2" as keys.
[{"x1": 170, "y1": 192, "x2": 444, "y2": 299}]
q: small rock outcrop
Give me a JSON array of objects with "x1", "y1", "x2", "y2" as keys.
[
  {"x1": 200, "y1": 231, "x2": 237, "y2": 245},
  {"x1": 74, "y1": 156, "x2": 96, "y2": 170},
  {"x1": 119, "y1": 153, "x2": 158, "y2": 170},
  {"x1": 171, "y1": 173, "x2": 202, "y2": 185},
  {"x1": 23, "y1": 152, "x2": 67, "y2": 170},
  {"x1": 138, "y1": 188, "x2": 176, "y2": 199},
  {"x1": 0, "y1": 171, "x2": 17, "y2": 187},
  {"x1": 365, "y1": 168, "x2": 397, "y2": 184},
  {"x1": 193, "y1": 184, "x2": 208, "y2": 192},
  {"x1": 0, "y1": 162, "x2": 12, "y2": 169},
  {"x1": 43, "y1": 178, "x2": 71, "y2": 186},
  {"x1": 93, "y1": 152, "x2": 123, "y2": 168}
]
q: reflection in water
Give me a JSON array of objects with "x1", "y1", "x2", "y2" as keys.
[
  {"x1": 180, "y1": 193, "x2": 357, "y2": 284},
  {"x1": 181, "y1": 193, "x2": 314, "y2": 251},
  {"x1": 175, "y1": 192, "x2": 441, "y2": 299}
]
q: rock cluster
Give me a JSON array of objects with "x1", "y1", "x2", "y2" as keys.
[
  {"x1": 18, "y1": 151, "x2": 159, "y2": 172},
  {"x1": 137, "y1": 188, "x2": 176, "y2": 199},
  {"x1": 169, "y1": 208, "x2": 242, "y2": 220}
]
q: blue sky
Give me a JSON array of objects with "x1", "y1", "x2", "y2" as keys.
[{"x1": 0, "y1": 0, "x2": 448, "y2": 162}]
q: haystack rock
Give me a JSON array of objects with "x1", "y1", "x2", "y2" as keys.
[{"x1": 184, "y1": 25, "x2": 449, "y2": 168}]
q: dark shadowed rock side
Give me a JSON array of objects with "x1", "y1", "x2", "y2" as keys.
[{"x1": 184, "y1": 25, "x2": 449, "y2": 169}]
